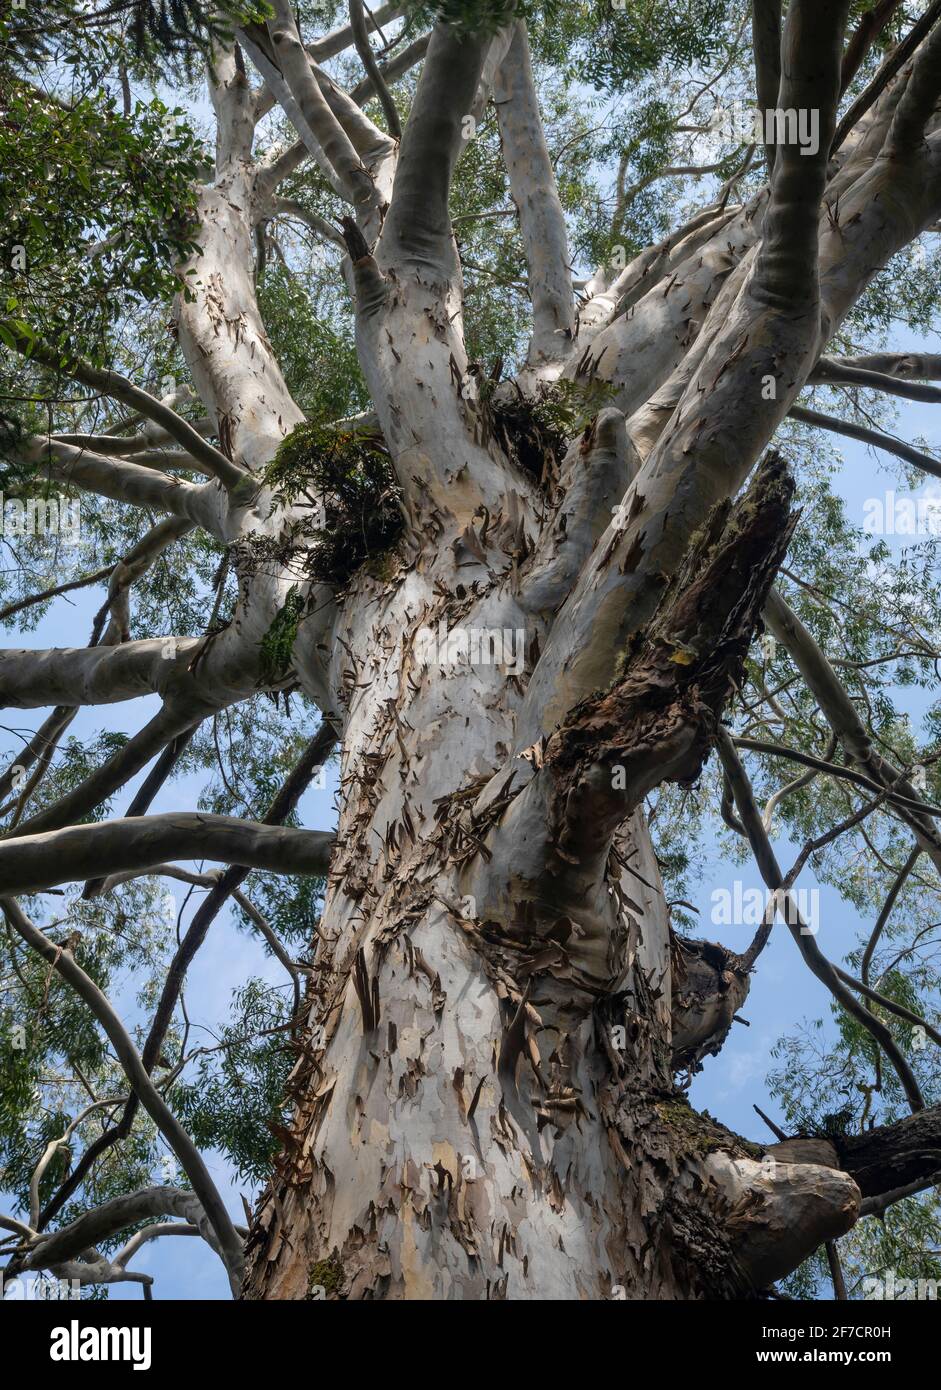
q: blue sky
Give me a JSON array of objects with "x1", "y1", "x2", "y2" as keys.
[{"x1": 2, "y1": 333, "x2": 940, "y2": 1300}]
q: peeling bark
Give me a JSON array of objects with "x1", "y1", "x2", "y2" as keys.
[
  {"x1": 230, "y1": 6, "x2": 941, "y2": 1300},
  {"x1": 18, "y1": 2, "x2": 941, "y2": 1302}
]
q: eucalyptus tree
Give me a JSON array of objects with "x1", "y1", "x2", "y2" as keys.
[{"x1": 3, "y1": 0, "x2": 941, "y2": 1302}]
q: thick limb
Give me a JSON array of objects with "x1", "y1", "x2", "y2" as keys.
[
  {"x1": 751, "y1": 1, "x2": 782, "y2": 170},
  {"x1": 493, "y1": 22, "x2": 575, "y2": 379},
  {"x1": 0, "y1": 813, "x2": 334, "y2": 895},
  {"x1": 470, "y1": 455, "x2": 796, "y2": 1032},
  {"x1": 832, "y1": 0, "x2": 941, "y2": 154},
  {"x1": 349, "y1": 0, "x2": 401, "y2": 139},
  {"x1": 378, "y1": 22, "x2": 490, "y2": 280},
  {"x1": 841, "y1": 0, "x2": 906, "y2": 92},
  {"x1": 0, "y1": 642, "x2": 202, "y2": 710},
  {"x1": 257, "y1": 2, "x2": 377, "y2": 210},
  {"x1": 17, "y1": 1186, "x2": 239, "y2": 1277},
  {"x1": 811, "y1": 357, "x2": 941, "y2": 404},
  {"x1": 16, "y1": 437, "x2": 227, "y2": 536},
  {"x1": 827, "y1": 352, "x2": 941, "y2": 379},
  {"x1": 791, "y1": 404, "x2": 941, "y2": 480},
  {"x1": 12, "y1": 342, "x2": 246, "y2": 489}
]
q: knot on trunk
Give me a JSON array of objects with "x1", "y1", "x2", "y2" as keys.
[{"x1": 704, "y1": 1151, "x2": 861, "y2": 1290}]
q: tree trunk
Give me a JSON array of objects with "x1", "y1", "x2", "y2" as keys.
[
  {"x1": 125, "y1": 6, "x2": 941, "y2": 1300},
  {"x1": 11, "y1": 0, "x2": 941, "y2": 1306},
  {"x1": 237, "y1": 389, "x2": 858, "y2": 1304}
]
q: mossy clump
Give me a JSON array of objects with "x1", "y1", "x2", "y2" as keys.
[
  {"x1": 266, "y1": 422, "x2": 404, "y2": 586},
  {"x1": 481, "y1": 375, "x2": 618, "y2": 489},
  {"x1": 308, "y1": 1253, "x2": 345, "y2": 1299},
  {"x1": 259, "y1": 584, "x2": 306, "y2": 687},
  {"x1": 656, "y1": 1096, "x2": 764, "y2": 1161}
]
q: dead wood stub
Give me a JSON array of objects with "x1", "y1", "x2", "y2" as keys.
[{"x1": 545, "y1": 453, "x2": 798, "y2": 820}]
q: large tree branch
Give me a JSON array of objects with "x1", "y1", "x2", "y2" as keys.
[
  {"x1": 520, "y1": 408, "x2": 639, "y2": 616},
  {"x1": 790, "y1": 406, "x2": 941, "y2": 481},
  {"x1": 755, "y1": 0, "x2": 851, "y2": 312},
  {"x1": 17, "y1": 437, "x2": 225, "y2": 536},
  {"x1": 241, "y1": 39, "x2": 353, "y2": 203},
  {"x1": 253, "y1": 48, "x2": 400, "y2": 214},
  {"x1": 469, "y1": 456, "x2": 796, "y2": 1027},
  {"x1": 252, "y1": 0, "x2": 404, "y2": 119},
  {"x1": 246, "y1": 2, "x2": 378, "y2": 212},
  {"x1": 618, "y1": 239, "x2": 761, "y2": 460},
  {"x1": 209, "y1": 41, "x2": 257, "y2": 170},
  {"x1": 0, "y1": 547, "x2": 309, "y2": 735},
  {"x1": 0, "y1": 639, "x2": 203, "y2": 710},
  {"x1": 268, "y1": 198, "x2": 345, "y2": 249},
  {"x1": 834, "y1": 964, "x2": 941, "y2": 1047},
  {"x1": 626, "y1": 91, "x2": 941, "y2": 467},
  {"x1": 14, "y1": 343, "x2": 248, "y2": 490},
  {"x1": 493, "y1": 21, "x2": 575, "y2": 377},
  {"x1": 841, "y1": 0, "x2": 905, "y2": 93},
  {"x1": 18, "y1": 1186, "x2": 231, "y2": 1274},
  {"x1": 0, "y1": 813, "x2": 335, "y2": 896},
  {"x1": 832, "y1": 0, "x2": 941, "y2": 154},
  {"x1": 833, "y1": 1106, "x2": 941, "y2": 1201},
  {"x1": 518, "y1": 3, "x2": 850, "y2": 745},
  {"x1": 253, "y1": 137, "x2": 313, "y2": 201},
  {"x1": 306, "y1": 55, "x2": 397, "y2": 169},
  {"x1": 884, "y1": 12, "x2": 941, "y2": 157},
  {"x1": 378, "y1": 22, "x2": 490, "y2": 277},
  {"x1": 820, "y1": 118, "x2": 941, "y2": 327},
  {"x1": 827, "y1": 352, "x2": 941, "y2": 379},
  {"x1": 0, "y1": 523, "x2": 203, "y2": 829},
  {"x1": 175, "y1": 173, "x2": 308, "y2": 473},
  {"x1": 750, "y1": 0, "x2": 782, "y2": 169},
  {"x1": 571, "y1": 197, "x2": 764, "y2": 418},
  {"x1": 811, "y1": 356, "x2": 941, "y2": 403},
  {"x1": 827, "y1": 71, "x2": 909, "y2": 199},
  {"x1": 349, "y1": 0, "x2": 401, "y2": 139},
  {"x1": 576, "y1": 202, "x2": 739, "y2": 345}
]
